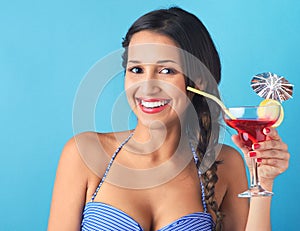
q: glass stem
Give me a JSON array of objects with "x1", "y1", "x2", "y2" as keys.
[{"x1": 251, "y1": 157, "x2": 260, "y2": 187}]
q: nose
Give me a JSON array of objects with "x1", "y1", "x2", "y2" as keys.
[
  {"x1": 140, "y1": 69, "x2": 161, "y2": 95},
  {"x1": 140, "y1": 79, "x2": 161, "y2": 95}
]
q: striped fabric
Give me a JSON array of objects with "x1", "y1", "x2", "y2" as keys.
[
  {"x1": 81, "y1": 202, "x2": 143, "y2": 231},
  {"x1": 80, "y1": 133, "x2": 215, "y2": 230},
  {"x1": 81, "y1": 202, "x2": 214, "y2": 231},
  {"x1": 158, "y1": 212, "x2": 214, "y2": 231}
]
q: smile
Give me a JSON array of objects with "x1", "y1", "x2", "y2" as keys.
[{"x1": 136, "y1": 98, "x2": 171, "y2": 113}]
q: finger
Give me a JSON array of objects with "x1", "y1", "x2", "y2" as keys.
[
  {"x1": 253, "y1": 139, "x2": 288, "y2": 152},
  {"x1": 255, "y1": 149, "x2": 290, "y2": 160},
  {"x1": 263, "y1": 127, "x2": 281, "y2": 141},
  {"x1": 259, "y1": 158, "x2": 289, "y2": 174}
]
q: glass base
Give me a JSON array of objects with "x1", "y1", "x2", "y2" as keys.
[{"x1": 238, "y1": 185, "x2": 274, "y2": 198}]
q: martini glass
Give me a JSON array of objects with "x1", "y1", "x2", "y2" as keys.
[
  {"x1": 186, "y1": 86, "x2": 282, "y2": 197},
  {"x1": 224, "y1": 105, "x2": 281, "y2": 197}
]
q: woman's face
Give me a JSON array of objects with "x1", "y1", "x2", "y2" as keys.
[{"x1": 125, "y1": 30, "x2": 190, "y2": 128}]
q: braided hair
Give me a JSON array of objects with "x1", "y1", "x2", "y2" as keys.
[{"x1": 122, "y1": 7, "x2": 223, "y2": 230}]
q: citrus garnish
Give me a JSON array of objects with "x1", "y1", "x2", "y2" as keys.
[{"x1": 258, "y1": 99, "x2": 284, "y2": 127}]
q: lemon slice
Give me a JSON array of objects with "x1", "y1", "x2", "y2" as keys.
[{"x1": 258, "y1": 99, "x2": 284, "y2": 127}]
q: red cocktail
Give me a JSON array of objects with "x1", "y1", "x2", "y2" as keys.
[
  {"x1": 225, "y1": 118, "x2": 277, "y2": 148},
  {"x1": 224, "y1": 105, "x2": 281, "y2": 197}
]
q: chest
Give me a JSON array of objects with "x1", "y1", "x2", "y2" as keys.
[{"x1": 87, "y1": 166, "x2": 216, "y2": 231}]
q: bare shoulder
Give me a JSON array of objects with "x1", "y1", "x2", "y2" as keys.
[
  {"x1": 59, "y1": 132, "x2": 102, "y2": 171},
  {"x1": 72, "y1": 131, "x2": 133, "y2": 178},
  {"x1": 57, "y1": 130, "x2": 127, "y2": 189},
  {"x1": 54, "y1": 132, "x2": 101, "y2": 187},
  {"x1": 48, "y1": 131, "x2": 130, "y2": 230},
  {"x1": 215, "y1": 144, "x2": 248, "y2": 198},
  {"x1": 217, "y1": 144, "x2": 245, "y2": 170},
  {"x1": 48, "y1": 132, "x2": 104, "y2": 230},
  {"x1": 214, "y1": 146, "x2": 249, "y2": 230}
]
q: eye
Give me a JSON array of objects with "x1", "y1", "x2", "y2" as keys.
[
  {"x1": 129, "y1": 67, "x2": 143, "y2": 74},
  {"x1": 159, "y1": 68, "x2": 176, "y2": 74}
]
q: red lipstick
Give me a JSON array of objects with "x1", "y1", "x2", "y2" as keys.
[{"x1": 137, "y1": 98, "x2": 171, "y2": 114}]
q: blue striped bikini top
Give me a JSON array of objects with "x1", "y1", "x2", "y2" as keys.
[{"x1": 81, "y1": 133, "x2": 215, "y2": 231}]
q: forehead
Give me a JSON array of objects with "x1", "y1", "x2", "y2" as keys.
[{"x1": 128, "y1": 31, "x2": 181, "y2": 64}]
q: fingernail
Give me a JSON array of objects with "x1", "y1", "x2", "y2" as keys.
[
  {"x1": 253, "y1": 143, "x2": 260, "y2": 150},
  {"x1": 264, "y1": 128, "x2": 271, "y2": 134},
  {"x1": 249, "y1": 151, "x2": 257, "y2": 158},
  {"x1": 257, "y1": 158, "x2": 262, "y2": 163}
]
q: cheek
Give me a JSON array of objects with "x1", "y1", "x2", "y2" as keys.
[
  {"x1": 178, "y1": 81, "x2": 187, "y2": 93},
  {"x1": 175, "y1": 75, "x2": 187, "y2": 91},
  {"x1": 124, "y1": 74, "x2": 130, "y2": 90},
  {"x1": 125, "y1": 85, "x2": 134, "y2": 102},
  {"x1": 124, "y1": 75, "x2": 135, "y2": 95},
  {"x1": 169, "y1": 77, "x2": 187, "y2": 99},
  {"x1": 165, "y1": 84, "x2": 189, "y2": 110},
  {"x1": 124, "y1": 77, "x2": 138, "y2": 109}
]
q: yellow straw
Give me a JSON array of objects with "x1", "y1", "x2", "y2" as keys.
[{"x1": 187, "y1": 86, "x2": 236, "y2": 119}]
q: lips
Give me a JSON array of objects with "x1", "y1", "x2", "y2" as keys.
[{"x1": 136, "y1": 98, "x2": 171, "y2": 114}]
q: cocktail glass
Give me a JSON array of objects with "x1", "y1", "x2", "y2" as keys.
[
  {"x1": 186, "y1": 86, "x2": 282, "y2": 197},
  {"x1": 224, "y1": 105, "x2": 281, "y2": 197}
]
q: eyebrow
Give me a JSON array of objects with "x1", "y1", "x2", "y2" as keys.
[{"x1": 128, "y1": 59, "x2": 178, "y2": 64}]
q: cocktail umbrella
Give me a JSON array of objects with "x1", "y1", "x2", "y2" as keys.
[{"x1": 251, "y1": 72, "x2": 294, "y2": 102}]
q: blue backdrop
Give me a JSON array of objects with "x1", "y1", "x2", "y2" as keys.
[{"x1": 1, "y1": 0, "x2": 299, "y2": 230}]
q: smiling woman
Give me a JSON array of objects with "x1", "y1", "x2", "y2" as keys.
[
  {"x1": 125, "y1": 32, "x2": 188, "y2": 129},
  {"x1": 47, "y1": 6, "x2": 290, "y2": 231}
]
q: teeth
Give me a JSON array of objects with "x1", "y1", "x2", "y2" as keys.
[{"x1": 141, "y1": 100, "x2": 169, "y2": 108}]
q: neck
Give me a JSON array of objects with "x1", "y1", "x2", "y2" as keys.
[{"x1": 127, "y1": 120, "x2": 190, "y2": 163}]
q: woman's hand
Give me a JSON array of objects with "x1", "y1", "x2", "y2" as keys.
[{"x1": 231, "y1": 127, "x2": 290, "y2": 190}]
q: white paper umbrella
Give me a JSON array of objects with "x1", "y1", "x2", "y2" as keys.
[{"x1": 251, "y1": 72, "x2": 294, "y2": 102}]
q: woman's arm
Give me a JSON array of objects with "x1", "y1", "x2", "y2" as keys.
[
  {"x1": 47, "y1": 137, "x2": 89, "y2": 231},
  {"x1": 232, "y1": 127, "x2": 290, "y2": 231}
]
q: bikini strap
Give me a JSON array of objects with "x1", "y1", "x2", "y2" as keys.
[
  {"x1": 189, "y1": 142, "x2": 208, "y2": 213},
  {"x1": 90, "y1": 132, "x2": 134, "y2": 202}
]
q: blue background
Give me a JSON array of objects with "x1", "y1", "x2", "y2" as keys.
[{"x1": 1, "y1": 0, "x2": 299, "y2": 230}]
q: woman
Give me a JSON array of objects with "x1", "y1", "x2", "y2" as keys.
[{"x1": 48, "y1": 7, "x2": 290, "y2": 231}]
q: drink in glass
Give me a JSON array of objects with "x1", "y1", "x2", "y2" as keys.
[{"x1": 224, "y1": 105, "x2": 281, "y2": 197}]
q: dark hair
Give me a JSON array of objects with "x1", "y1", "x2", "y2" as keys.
[{"x1": 122, "y1": 7, "x2": 223, "y2": 230}]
